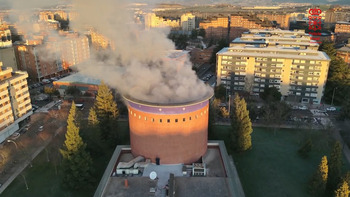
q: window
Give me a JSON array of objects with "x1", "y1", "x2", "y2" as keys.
[
  {"x1": 175, "y1": 119, "x2": 178, "y2": 123},
  {"x1": 167, "y1": 119, "x2": 170, "y2": 123},
  {"x1": 152, "y1": 118, "x2": 154, "y2": 122},
  {"x1": 144, "y1": 117, "x2": 147, "y2": 121},
  {"x1": 189, "y1": 117, "x2": 192, "y2": 120},
  {"x1": 160, "y1": 119, "x2": 162, "y2": 123},
  {"x1": 183, "y1": 118, "x2": 186, "y2": 122}
]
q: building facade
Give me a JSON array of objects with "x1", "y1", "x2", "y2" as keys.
[
  {"x1": 335, "y1": 22, "x2": 350, "y2": 44},
  {"x1": 181, "y1": 13, "x2": 196, "y2": 32},
  {"x1": 337, "y1": 44, "x2": 350, "y2": 65},
  {"x1": 15, "y1": 34, "x2": 90, "y2": 82},
  {"x1": 216, "y1": 29, "x2": 330, "y2": 104},
  {"x1": 0, "y1": 65, "x2": 32, "y2": 143},
  {"x1": 256, "y1": 12, "x2": 291, "y2": 29},
  {"x1": 145, "y1": 13, "x2": 180, "y2": 29}
]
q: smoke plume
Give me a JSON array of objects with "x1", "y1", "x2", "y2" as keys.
[{"x1": 72, "y1": 0, "x2": 213, "y2": 104}]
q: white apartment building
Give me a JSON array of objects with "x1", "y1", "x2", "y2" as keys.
[
  {"x1": 217, "y1": 29, "x2": 331, "y2": 104},
  {"x1": 0, "y1": 65, "x2": 32, "y2": 143}
]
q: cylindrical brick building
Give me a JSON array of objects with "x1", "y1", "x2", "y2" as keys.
[{"x1": 123, "y1": 93, "x2": 213, "y2": 164}]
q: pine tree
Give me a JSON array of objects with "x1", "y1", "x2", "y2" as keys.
[
  {"x1": 328, "y1": 141, "x2": 343, "y2": 191},
  {"x1": 60, "y1": 102, "x2": 83, "y2": 156},
  {"x1": 88, "y1": 108, "x2": 99, "y2": 126},
  {"x1": 335, "y1": 180, "x2": 350, "y2": 197},
  {"x1": 95, "y1": 81, "x2": 118, "y2": 119},
  {"x1": 231, "y1": 93, "x2": 253, "y2": 152},
  {"x1": 309, "y1": 156, "x2": 328, "y2": 196},
  {"x1": 60, "y1": 103, "x2": 93, "y2": 189},
  {"x1": 94, "y1": 81, "x2": 119, "y2": 143}
]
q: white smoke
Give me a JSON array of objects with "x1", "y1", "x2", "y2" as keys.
[{"x1": 72, "y1": 0, "x2": 213, "y2": 103}]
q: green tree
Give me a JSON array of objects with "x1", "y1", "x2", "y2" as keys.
[
  {"x1": 335, "y1": 180, "x2": 350, "y2": 197},
  {"x1": 65, "y1": 86, "x2": 81, "y2": 98},
  {"x1": 210, "y1": 38, "x2": 228, "y2": 64},
  {"x1": 319, "y1": 42, "x2": 350, "y2": 106},
  {"x1": 231, "y1": 94, "x2": 253, "y2": 152},
  {"x1": 44, "y1": 86, "x2": 59, "y2": 100},
  {"x1": 198, "y1": 28, "x2": 206, "y2": 38},
  {"x1": 298, "y1": 138, "x2": 312, "y2": 158},
  {"x1": 214, "y1": 84, "x2": 227, "y2": 101},
  {"x1": 328, "y1": 141, "x2": 343, "y2": 191},
  {"x1": 260, "y1": 87, "x2": 282, "y2": 103},
  {"x1": 309, "y1": 156, "x2": 328, "y2": 196},
  {"x1": 60, "y1": 102, "x2": 93, "y2": 189},
  {"x1": 190, "y1": 29, "x2": 198, "y2": 39},
  {"x1": 88, "y1": 108, "x2": 99, "y2": 126}
]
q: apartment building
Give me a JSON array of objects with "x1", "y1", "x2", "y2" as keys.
[
  {"x1": 335, "y1": 22, "x2": 350, "y2": 33},
  {"x1": 335, "y1": 22, "x2": 350, "y2": 44},
  {"x1": 199, "y1": 14, "x2": 275, "y2": 40},
  {"x1": 337, "y1": 43, "x2": 350, "y2": 65},
  {"x1": 0, "y1": 65, "x2": 32, "y2": 143},
  {"x1": 145, "y1": 13, "x2": 180, "y2": 29},
  {"x1": 15, "y1": 33, "x2": 90, "y2": 82},
  {"x1": 256, "y1": 12, "x2": 291, "y2": 29},
  {"x1": 216, "y1": 29, "x2": 330, "y2": 104},
  {"x1": 0, "y1": 23, "x2": 18, "y2": 71},
  {"x1": 181, "y1": 13, "x2": 196, "y2": 32},
  {"x1": 199, "y1": 17, "x2": 229, "y2": 39}
]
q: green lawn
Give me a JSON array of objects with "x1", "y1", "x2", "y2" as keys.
[
  {"x1": 1, "y1": 121, "x2": 130, "y2": 197},
  {"x1": 3, "y1": 123, "x2": 348, "y2": 197},
  {"x1": 212, "y1": 126, "x2": 350, "y2": 197}
]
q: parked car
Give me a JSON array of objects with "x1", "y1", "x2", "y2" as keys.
[
  {"x1": 42, "y1": 79, "x2": 50, "y2": 84},
  {"x1": 38, "y1": 126, "x2": 43, "y2": 132},
  {"x1": 292, "y1": 106, "x2": 299, "y2": 110},
  {"x1": 10, "y1": 132, "x2": 20, "y2": 140},
  {"x1": 298, "y1": 106, "x2": 308, "y2": 110},
  {"x1": 326, "y1": 107, "x2": 336, "y2": 112}
]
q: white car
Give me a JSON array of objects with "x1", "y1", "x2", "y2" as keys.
[
  {"x1": 298, "y1": 106, "x2": 308, "y2": 110},
  {"x1": 326, "y1": 107, "x2": 336, "y2": 112}
]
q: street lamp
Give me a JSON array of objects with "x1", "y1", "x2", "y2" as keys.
[{"x1": 331, "y1": 87, "x2": 338, "y2": 106}]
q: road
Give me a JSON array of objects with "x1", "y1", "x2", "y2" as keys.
[{"x1": 0, "y1": 103, "x2": 69, "y2": 194}]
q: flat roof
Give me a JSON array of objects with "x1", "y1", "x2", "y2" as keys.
[
  {"x1": 217, "y1": 46, "x2": 330, "y2": 61},
  {"x1": 55, "y1": 72, "x2": 100, "y2": 85},
  {"x1": 94, "y1": 141, "x2": 244, "y2": 197},
  {"x1": 338, "y1": 45, "x2": 350, "y2": 52}
]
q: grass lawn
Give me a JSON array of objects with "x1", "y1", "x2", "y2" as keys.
[
  {"x1": 3, "y1": 122, "x2": 349, "y2": 197},
  {"x1": 1, "y1": 121, "x2": 130, "y2": 197},
  {"x1": 212, "y1": 125, "x2": 350, "y2": 197}
]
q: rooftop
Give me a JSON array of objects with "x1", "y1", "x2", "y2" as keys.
[
  {"x1": 217, "y1": 46, "x2": 330, "y2": 61},
  {"x1": 94, "y1": 141, "x2": 244, "y2": 197},
  {"x1": 337, "y1": 45, "x2": 350, "y2": 52},
  {"x1": 55, "y1": 72, "x2": 100, "y2": 85}
]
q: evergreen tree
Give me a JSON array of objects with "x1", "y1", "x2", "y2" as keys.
[
  {"x1": 60, "y1": 102, "x2": 83, "y2": 156},
  {"x1": 309, "y1": 156, "x2": 328, "y2": 196},
  {"x1": 328, "y1": 141, "x2": 343, "y2": 191},
  {"x1": 60, "y1": 103, "x2": 93, "y2": 189},
  {"x1": 88, "y1": 108, "x2": 99, "y2": 126},
  {"x1": 94, "y1": 82, "x2": 119, "y2": 144},
  {"x1": 335, "y1": 180, "x2": 350, "y2": 197},
  {"x1": 231, "y1": 93, "x2": 253, "y2": 152},
  {"x1": 95, "y1": 81, "x2": 118, "y2": 119}
]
